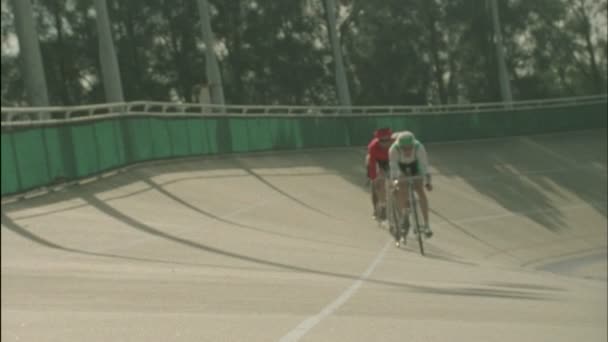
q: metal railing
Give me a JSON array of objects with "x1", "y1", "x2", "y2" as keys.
[{"x1": 2, "y1": 94, "x2": 607, "y2": 126}]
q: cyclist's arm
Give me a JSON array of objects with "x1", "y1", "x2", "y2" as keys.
[{"x1": 416, "y1": 144, "x2": 432, "y2": 185}]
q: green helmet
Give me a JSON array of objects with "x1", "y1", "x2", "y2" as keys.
[{"x1": 397, "y1": 132, "x2": 415, "y2": 147}]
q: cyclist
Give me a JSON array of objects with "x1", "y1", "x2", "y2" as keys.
[
  {"x1": 366, "y1": 127, "x2": 394, "y2": 221},
  {"x1": 389, "y1": 131, "x2": 433, "y2": 243}
]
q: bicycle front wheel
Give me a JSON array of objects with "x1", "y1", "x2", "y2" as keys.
[
  {"x1": 409, "y1": 190, "x2": 425, "y2": 255},
  {"x1": 388, "y1": 191, "x2": 402, "y2": 244}
]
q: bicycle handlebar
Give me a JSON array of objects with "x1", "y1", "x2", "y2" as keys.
[{"x1": 391, "y1": 175, "x2": 430, "y2": 183}]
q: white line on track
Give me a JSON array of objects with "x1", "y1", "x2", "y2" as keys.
[{"x1": 279, "y1": 239, "x2": 392, "y2": 342}]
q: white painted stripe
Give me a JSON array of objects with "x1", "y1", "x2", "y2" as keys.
[{"x1": 279, "y1": 240, "x2": 392, "y2": 342}]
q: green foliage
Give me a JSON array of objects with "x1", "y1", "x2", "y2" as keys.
[{"x1": 1, "y1": 0, "x2": 606, "y2": 106}]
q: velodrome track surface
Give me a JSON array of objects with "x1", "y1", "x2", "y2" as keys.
[{"x1": 1, "y1": 129, "x2": 607, "y2": 342}]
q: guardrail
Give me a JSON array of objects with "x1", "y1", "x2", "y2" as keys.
[
  {"x1": 2, "y1": 94, "x2": 606, "y2": 197},
  {"x1": 2, "y1": 94, "x2": 607, "y2": 126}
]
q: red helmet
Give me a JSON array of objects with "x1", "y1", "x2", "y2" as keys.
[{"x1": 374, "y1": 127, "x2": 393, "y2": 139}]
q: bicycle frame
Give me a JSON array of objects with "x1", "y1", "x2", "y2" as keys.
[{"x1": 386, "y1": 175, "x2": 425, "y2": 255}]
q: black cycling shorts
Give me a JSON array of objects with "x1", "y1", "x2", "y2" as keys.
[
  {"x1": 377, "y1": 160, "x2": 389, "y2": 173},
  {"x1": 398, "y1": 162, "x2": 419, "y2": 176}
]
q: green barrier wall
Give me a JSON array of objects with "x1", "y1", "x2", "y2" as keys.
[{"x1": 2, "y1": 102, "x2": 606, "y2": 196}]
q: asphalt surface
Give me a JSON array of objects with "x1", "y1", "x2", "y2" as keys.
[{"x1": 2, "y1": 129, "x2": 606, "y2": 342}]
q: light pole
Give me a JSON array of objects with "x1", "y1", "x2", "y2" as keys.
[
  {"x1": 11, "y1": 0, "x2": 49, "y2": 107},
  {"x1": 324, "y1": 0, "x2": 352, "y2": 107},
  {"x1": 489, "y1": 0, "x2": 513, "y2": 103},
  {"x1": 197, "y1": 0, "x2": 225, "y2": 106},
  {"x1": 94, "y1": 0, "x2": 124, "y2": 103}
]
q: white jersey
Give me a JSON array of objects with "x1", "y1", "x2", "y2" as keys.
[{"x1": 388, "y1": 138, "x2": 431, "y2": 182}]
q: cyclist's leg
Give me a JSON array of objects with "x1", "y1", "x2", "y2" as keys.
[
  {"x1": 370, "y1": 181, "x2": 378, "y2": 217},
  {"x1": 395, "y1": 178, "x2": 408, "y2": 214},
  {"x1": 396, "y1": 177, "x2": 411, "y2": 237},
  {"x1": 413, "y1": 179, "x2": 428, "y2": 225},
  {"x1": 371, "y1": 178, "x2": 384, "y2": 219},
  {"x1": 374, "y1": 170, "x2": 387, "y2": 219},
  {"x1": 366, "y1": 155, "x2": 378, "y2": 218},
  {"x1": 396, "y1": 163, "x2": 412, "y2": 218},
  {"x1": 413, "y1": 179, "x2": 432, "y2": 236}
]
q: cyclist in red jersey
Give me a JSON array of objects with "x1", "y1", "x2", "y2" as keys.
[{"x1": 365, "y1": 127, "x2": 394, "y2": 220}]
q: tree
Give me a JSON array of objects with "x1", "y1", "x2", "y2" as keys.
[{"x1": 1, "y1": 0, "x2": 606, "y2": 106}]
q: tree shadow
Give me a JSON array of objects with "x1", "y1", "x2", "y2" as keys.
[
  {"x1": 0, "y1": 212, "x2": 259, "y2": 271},
  {"x1": 1, "y1": 205, "x2": 553, "y2": 302},
  {"x1": 138, "y1": 176, "x2": 357, "y2": 249},
  {"x1": 2, "y1": 161, "x2": 359, "y2": 250},
  {"x1": 400, "y1": 244, "x2": 480, "y2": 267},
  {"x1": 291, "y1": 130, "x2": 608, "y2": 264},
  {"x1": 2, "y1": 129, "x2": 605, "y2": 301},
  {"x1": 483, "y1": 281, "x2": 565, "y2": 292},
  {"x1": 230, "y1": 157, "x2": 338, "y2": 219},
  {"x1": 427, "y1": 130, "x2": 607, "y2": 233}
]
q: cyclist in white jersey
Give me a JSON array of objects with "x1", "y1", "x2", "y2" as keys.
[{"x1": 389, "y1": 131, "x2": 433, "y2": 241}]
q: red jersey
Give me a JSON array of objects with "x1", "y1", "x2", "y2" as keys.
[{"x1": 367, "y1": 137, "x2": 392, "y2": 180}]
